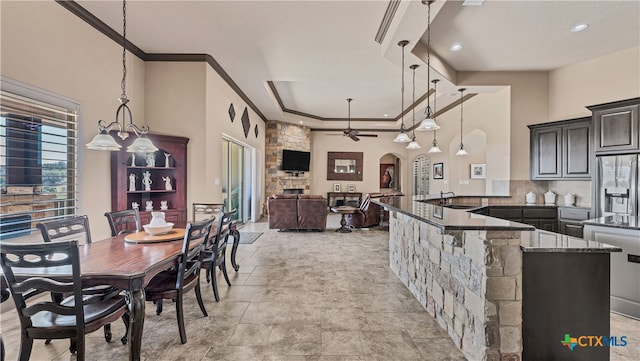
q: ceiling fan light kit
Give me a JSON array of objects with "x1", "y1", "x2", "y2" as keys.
[{"x1": 394, "y1": 40, "x2": 411, "y2": 143}]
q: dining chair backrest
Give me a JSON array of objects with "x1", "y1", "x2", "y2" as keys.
[
  {"x1": 104, "y1": 209, "x2": 141, "y2": 236},
  {"x1": 210, "y1": 209, "x2": 236, "y2": 261},
  {"x1": 178, "y1": 218, "x2": 215, "y2": 290},
  {"x1": 1, "y1": 240, "x2": 85, "y2": 343},
  {"x1": 193, "y1": 203, "x2": 225, "y2": 222},
  {"x1": 37, "y1": 215, "x2": 92, "y2": 245}
]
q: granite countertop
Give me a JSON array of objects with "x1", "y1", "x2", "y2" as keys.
[
  {"x1": 521, "y1": 229, "x2": 622, "y2": 253},
  {"x1": 374, "y1": 199, "x2": 535, "y2": 232},
  {"x1": 582, "y1": 215, "x2": 640, "y2": 231},
  {"x1": 375, "y1": 199, "x2": 621, "y2": 253}
]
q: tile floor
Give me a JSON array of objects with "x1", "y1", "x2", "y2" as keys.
[{"x1": 1, "y1": 214, "x2": 638, "y2": 361}]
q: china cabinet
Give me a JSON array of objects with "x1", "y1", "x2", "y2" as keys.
[{"x1": 110, "y1": 133, "x2": 189, "y2": 227}]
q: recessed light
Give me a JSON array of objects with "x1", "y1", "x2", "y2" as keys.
[
  {"x1": 450, "y1": 43, "x2": 463, "y2": 52},
  {"x1": 571, "y1": 23, "x2": 589, "y2": 32},
  {"x1": 299, "y1": 121, "x2": 304, "y2": 124},
  {"x1": 383, "y1": 113, "x2": 388, "y2": 117}
]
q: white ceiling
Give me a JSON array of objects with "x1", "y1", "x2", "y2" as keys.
[{"x1": 74, "y1": 0, "x2": 640, "y2": 131}]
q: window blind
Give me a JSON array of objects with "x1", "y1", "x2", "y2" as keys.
[{"x1": 0, "y1": 90, "x2": 79, "y2": 240}]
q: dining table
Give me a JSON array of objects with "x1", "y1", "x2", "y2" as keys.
[
  {"x1": 78, "y1": 231, "x2": 189, "y2": 360},
  {"x1": 1, "y1": 230, "x2": 190, "y2": 361}
]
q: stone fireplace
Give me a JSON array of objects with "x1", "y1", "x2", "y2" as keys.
[{"x1": 265, "y1": 120, "x2": 311, "y2": 196}]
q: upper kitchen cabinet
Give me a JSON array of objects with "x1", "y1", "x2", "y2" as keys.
[
  {"x1": 528, "y1": 117, "x2": 592, "y2": 180},
  {"x1": 588, "y1": 98, "x2": 640, "y2": 154}
]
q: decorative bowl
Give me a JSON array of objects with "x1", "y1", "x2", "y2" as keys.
[{"x1": 143, "y1": 222, "x2": 174, "y2": 236}]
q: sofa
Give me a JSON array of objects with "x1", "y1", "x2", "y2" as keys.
[
  {"x1": 344, "y1": 191, "x2": 404, "y2": 228},
  {"x1": 268, "y1": 194, "x2": 328, "y2": 231}
]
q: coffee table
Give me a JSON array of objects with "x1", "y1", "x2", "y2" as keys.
[{"x1": 331, "y1": 206, "x2": 359, "y2": 233}]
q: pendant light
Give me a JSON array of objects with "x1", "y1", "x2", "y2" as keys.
[
  {"x1": 406, "y1": 64, "x2": 421, "y2": 150},
  {"x1": 86, "y1": 0, "x2": 158, "y2": 153},
  {"x1": 455, "y1": 88, "x2": 469, "y2": 156},
  {"x1": 417, "y1": 0, "x2": 440, "y2": 132},
  {"x1": 428, "y1": 78, "x2": 442, "y2": 153},
  {"x1": 393, "y1": 40, "x2": 411, "y2": 143}
]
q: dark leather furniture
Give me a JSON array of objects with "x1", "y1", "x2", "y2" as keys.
[
  {"x1": 344, "y1": 191, "x2": 404, "y2": 228},
  {"x1": 268, "y1": 194, "x2": 328, "y2": 231}
]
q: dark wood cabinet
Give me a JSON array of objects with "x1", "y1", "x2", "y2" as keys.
[
  {"x1": 529, "y1": 126, "x2": 562, "y2": 179},
  {"x1": 529, "y1": 118, "x2": 592, "y2": 180},
  {"x1": 588, "y1": 98, "x2": 639, "y2": 154},
  {"x1": 557, "y1": 207, "x2": 591, "y2": 238},
  {"x1": 111, "y1": 133, "x2": 189, "y2": 228}
]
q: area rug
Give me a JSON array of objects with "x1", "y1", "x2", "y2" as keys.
[{"x1": 229, "y1": 231, "x2": 262, "y2": 244}]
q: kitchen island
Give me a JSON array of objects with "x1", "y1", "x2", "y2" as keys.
[{"x1": 374, "y1": 199, "x2": 621, "y2": 361}]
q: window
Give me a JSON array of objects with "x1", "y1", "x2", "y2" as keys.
[{"x1": 0, "y1": 84, "x2": 79, "y2": 240}]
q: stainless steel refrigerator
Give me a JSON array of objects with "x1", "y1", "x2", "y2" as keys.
[{"x1": 596, "y1": 154, "x2": 639, "y2": 217}]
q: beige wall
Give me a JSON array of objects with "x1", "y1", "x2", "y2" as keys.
[
  {"x1": 145, "y1": 62, "x2": 266, "y2": 220},
  {"x1": 549, "y1": 47, "x2": 640, "y2": 120},
  {"x1": 1, "y1": 1, "x2": 146, "y2": 239},
  {"x1": 1, "y1": 1, "x2": 266, "y2": 237}
]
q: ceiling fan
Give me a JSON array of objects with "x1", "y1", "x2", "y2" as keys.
[{"x1": 343, "y1": 98, "x2": 378, "y2": 141}]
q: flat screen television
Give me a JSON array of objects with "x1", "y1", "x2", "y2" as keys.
[{"x1": 281, "y1": 149, "x2": 310, "y2": 172}]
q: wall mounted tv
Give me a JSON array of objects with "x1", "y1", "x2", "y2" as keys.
[{"x1": 281, "y1": 149, "x2": 311, "y2": 172}]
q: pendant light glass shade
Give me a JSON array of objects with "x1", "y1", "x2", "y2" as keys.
[
  {"x1": 394, "y1": 40, "x2": 411, "y2": 143},
  {"x1": 417, "y1": 113, "x2": 440, "y2": 131},
  {"x1": 456, "y1": 88, "x2": 468, "y2": 156},
  {"x1": 86, "y1": 0, "x2": 157, "y2": 153},
  {"x1": 86, "y1": 132, "x2": 122, "y2": 151},
  {"x1": 428, "y1": 139, "x2": 442, "y2": 153},
  {"x1": 406, "y1": 138, "x2": 422, "y2": 149},
  {"x1": 127, "y1": 136, "x2": 159, "y2": 153},
  {"x1": 394, "y1": 130, "x2": 412, "y2": 143}
]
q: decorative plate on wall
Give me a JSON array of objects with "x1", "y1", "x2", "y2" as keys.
[
  {"x1": 228, "y1": 103, "x2": 235, "y2": 122},
  {"x1": 241, "y1": 107, "x2": 250, "y2": 138}
]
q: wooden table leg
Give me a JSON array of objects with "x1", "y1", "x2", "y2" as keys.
[
  {"x1": 335, "y1": 213, "x2": 352, "y2": 233},
  {"x1": 126, "y1": 288, "x2": 145, "y2": 361},
  {"x1": 231, "y1": 227, "x2": 240, "y2": 272}
]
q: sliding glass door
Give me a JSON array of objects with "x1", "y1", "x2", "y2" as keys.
[{"x1": 222, "y1": 138, "x2": 253, "y2": 223}]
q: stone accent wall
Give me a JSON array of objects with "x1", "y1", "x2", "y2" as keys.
[
  {"x1": 388, "y1": 211, "x2": 523, "y2": 361},
  {"x1": 265, "y1": 120, "x2": 311, "y2": 197}
]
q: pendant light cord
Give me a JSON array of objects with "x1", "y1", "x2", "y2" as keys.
[
  {"x1": 432, "y1": 79, "x2": 438, "y2": 142},
  {"x1": 411, "y1": 65, "x2": 417, "y2": 137},
  {"x1": 459, "y1": 88, "x2": 464, "y2": 146},
  {"x1": 121, "y1": 0, "x2": 128, "y2": 101},
  {"x1": 424, "y1": 1, "x2": 432, "y2": 118},
  {"x1": 401, "y1": 42, "x2": 406, "y2": 132}
]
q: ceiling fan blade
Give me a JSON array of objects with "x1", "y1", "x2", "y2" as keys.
[
  {"x1": 358, "y1": 134, "x2": 378, "y2": 137},
  {"x1": 349, "y1": 133, "x2": 360, "y2": 141}
]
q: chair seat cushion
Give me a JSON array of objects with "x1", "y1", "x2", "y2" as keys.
[
  {"x1": 30, "y1": 294, "x2": 126, "y2": 328},
  {"x1": 145, "y1": 270, "x2": 199, "y2": 299}
]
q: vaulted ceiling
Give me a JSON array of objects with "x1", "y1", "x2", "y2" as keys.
[{"x1": 72, "y1": 0, "x2": 640, "y2": 131}]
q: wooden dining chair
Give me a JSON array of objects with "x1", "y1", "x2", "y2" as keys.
[
  {"x1": 144, "y1": 218, "x2": 214, "y2": 344},
  {"x1": 192, "y1": 202, "x2": 225, "y2": 222},
  {"x1": 0, "y1": 240, "x2": 129, "y2": 360},
  {"x1": 37, "y1": 215, "x2": 126, "y2": 345},
  {"x1": 104, "y1": 209, "x2": 141, "y2": 236},
  {"x1": 201, "y1": 209, "x2": 237, "y2": 302}
]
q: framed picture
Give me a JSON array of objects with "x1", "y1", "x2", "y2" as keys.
[
  {"x1": 433, "y1": 163, "x2": 444, "y2": 179},
  {"x1": 347, "y1": 184, "x2": 356, "y2": 192},
  {"x1": 380, "y1": 164, "x2": 395, "y2": 188},
  {"x1": 471, "y1": 163, "x2": 486, "y2": 179},
  {"x1": 333, "y1": 183, "x2": 341, "y2": 192}
]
